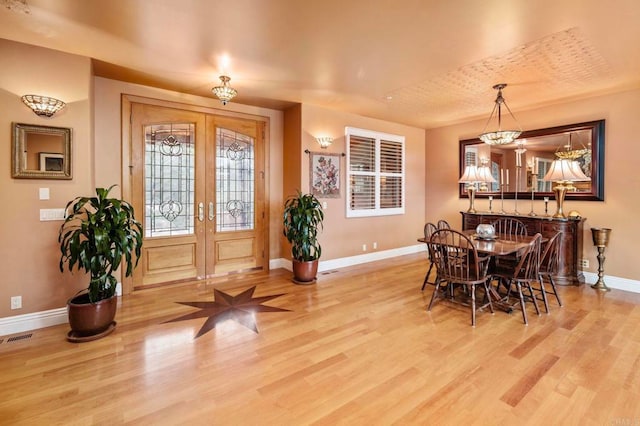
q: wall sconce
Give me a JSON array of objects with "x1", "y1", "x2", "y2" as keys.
[
  {"x1": 21, "y1": 95, "x2": 66, "y2": 117},
  {"x1": 316, "y1": 136, "x2": 333, "y2": 149},
  {"x1": 211, "y1": 75, "x2": 237, "y2": 105}
]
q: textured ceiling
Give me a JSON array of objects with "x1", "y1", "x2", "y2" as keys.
[{"x1": 1, "y1": 0, "x2": 639, "y2": 129}]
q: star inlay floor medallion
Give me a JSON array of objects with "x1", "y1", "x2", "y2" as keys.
[{"x1": 165, "y1": 286, "x2": 290, "y2": 338}]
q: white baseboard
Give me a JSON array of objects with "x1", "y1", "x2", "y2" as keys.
[
  {"x1": 0, "y1": 281, "x2": 123, "y2": 337},
  {"x1": 272, "y1": 244, "x2": 427, "y2": 273},
  {"x1": 317, "y1": 244, "x2": 426, "y2": 272},
  {"x1": 0, "y1": 307, "x2": 68, "y2": 337},
  {"x1": 269, "y1": 258, "x2": 291, "y2": 271},
  {"x1": 582, "y1": 271, "x2": 640, "y2": 293}
]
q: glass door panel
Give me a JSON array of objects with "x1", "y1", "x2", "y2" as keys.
[
  {"x1": 144, "y1": 123, "x2": 195, "y2": 237},
  {"x1": 215, "y1": 127, "x2": 255, "y2": 232}
]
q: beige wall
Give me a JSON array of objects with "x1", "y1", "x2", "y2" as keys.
[
  {"x1": 281, "y1": 104, "x2": 426, "y2": 260},
  {"x1": 425, "y1": 88, "x2": 640, "y2": 282},
  {"x1": 0, "y1": 39, "x2": 92, "y2": 318}
]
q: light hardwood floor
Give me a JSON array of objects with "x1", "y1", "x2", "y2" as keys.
[{"x1": 1, "y1": 253, "x2": 640, "y2": 425}]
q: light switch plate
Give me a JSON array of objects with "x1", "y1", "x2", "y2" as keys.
[
  {"x1": 39, "y1": 188, "x2": 50, "y2": 200},
  {"x1": 40, "y1": 208, "x2": 66, "y2": 221}
]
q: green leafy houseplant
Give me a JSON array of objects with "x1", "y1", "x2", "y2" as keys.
[
  {"x1": 59, "y1": 185, "x2": 143, "y2": 303},
  {"x1": 283, "y1": 191, "x2": 324, "y2": 262}
]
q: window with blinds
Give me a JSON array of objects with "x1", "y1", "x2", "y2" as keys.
[{"x1": 346, "y1": 127, "x2": 405, "y2": 217}]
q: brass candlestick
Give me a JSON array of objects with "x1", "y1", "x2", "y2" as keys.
[{"x1": 590, "y1": 227, "x2": 612, "y2": 292}]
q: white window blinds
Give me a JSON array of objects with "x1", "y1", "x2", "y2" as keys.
[{"x1": 346, "y1": 127, "x2": 405, "y2": 217}]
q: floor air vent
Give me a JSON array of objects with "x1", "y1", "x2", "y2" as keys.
[{"x1": 7, "y1": 333, "x2": 32, "y2": 343}]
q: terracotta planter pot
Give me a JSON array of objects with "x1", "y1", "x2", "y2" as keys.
[
  {"x1": 292, "y1": 259, "x2": 319, "y2": 284},
  {"x1": 67, "y1": 293, "x2": 117, "y2": 338}
]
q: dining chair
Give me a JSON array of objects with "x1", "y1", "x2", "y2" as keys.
[
  {"x1": 490, "y1": 217, "x2": 528, "y2": 275},
  {"x1": 421, "y1": 222, "x2": 439, "y2": 290},
  {"x1": 427, "y1": 229, "x2": 494, "y2": 326},
  {"x1": 437, "y1": 219, "x2": 451, "y2": 230},
  {"x1": 491, "y1": 233, "x2": 542, "y2": 325},
  {"x1": 534, "y1": 231, "x2": 563, "y2": 312}
]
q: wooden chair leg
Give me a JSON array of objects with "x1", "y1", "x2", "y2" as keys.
[
  {"x1": 516, "y1": 282, "x2": 528, "y2": 325},
  {"x1": 483, "y1": 281, "x2": 495, "y2": 314},
  {"x1": 548, "y1": 275, "x2": 563, "y2": 307},
  {"x1": 526, "y1": 282, "x2": 541, "y2": 315},
  {"x1": 421, "y1": 263, "x2": 434, "y2": 290},
  {"x1": 537, "y1": 274, "x2": 551, "y2": 314},
  {"x1": 471, "y1": 285, "x2": 476, "y2": 327},
  {"x1": 428, "y1": 278, "x2": 442, "y2": 311}
]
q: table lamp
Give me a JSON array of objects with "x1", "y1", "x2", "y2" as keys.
[
  {"x1": 459, "y1": 165, "x2": 481, "y2": 213},
  {"x1": 542, "y1": 159, "x2": 590, "y2": 218},
  {"x1": 459, "y1": 165, "x2": 496, "y2": 213}
]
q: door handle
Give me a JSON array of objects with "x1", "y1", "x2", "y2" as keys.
[
  {"x1": 208, "y1": 202, "x2": 215, "y2": 221},
  {"x1": 198, "y1": 202, "x2": 204, "y2": 222}
]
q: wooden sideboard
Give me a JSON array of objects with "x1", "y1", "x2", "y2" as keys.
[{"x1": 461, "y1": 212, "x2": 585, "y2": 286}]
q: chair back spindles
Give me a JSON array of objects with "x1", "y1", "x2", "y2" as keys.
[
  {"x1": 424, "y1": 222, "x2": 438, "y2": 241},
  {"x1": 491, "y1": 218, "x2": 527, "y2": 238},
  {"x1": 516, "y1": 233, "x2": 542, "y2": 281},
  {"x1": 536, "y1": 231, "x2": 563, "y2": 309},
  {"x1": 437, "y1": 219, "x2": 451, "y2": 230},
  {"x1": 540, "y1": 232, "x2": 562, "y2": 276}
]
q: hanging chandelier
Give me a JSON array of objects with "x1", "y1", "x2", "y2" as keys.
[
  {"x1": 555, "y1": 132, "x2": 591, "y2": 160},
  {"x1": 211, "y1": 75, "x2": 237, "y2": 105},
  {"x1": 479, "y1": 83, "x2": 522, "y2": 145}
]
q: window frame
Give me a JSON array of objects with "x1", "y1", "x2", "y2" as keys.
[{"x1": 345, "y1": 126, "x2": 405, "y2": 218}]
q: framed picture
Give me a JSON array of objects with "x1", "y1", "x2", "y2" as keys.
[
  {"x1": 39, "y1": 152, "x2": 64, "y2": 172},
  {"x1": 309, "y1": 151, "x2": 340, "y2": 198}
]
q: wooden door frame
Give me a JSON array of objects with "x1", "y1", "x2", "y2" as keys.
[{"x1": 121, "y1": 94, "x2": 270, "y2": 295}]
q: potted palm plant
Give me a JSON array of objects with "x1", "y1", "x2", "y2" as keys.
[
  {"x1": 283, "y1": 191, "x2": 324, "y2": 283},
  {"x1": 59, "y1": 185, "x2": 143, "y2": 341}
]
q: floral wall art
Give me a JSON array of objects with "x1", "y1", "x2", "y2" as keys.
[{"x1": 309, "y1": 152, "x2": 340, "y2": 198}]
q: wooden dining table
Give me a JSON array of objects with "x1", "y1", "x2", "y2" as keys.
[
  {"x1": 418, "y1": 230, "x2": 541, "y2": 257},
  {"x1": 418, "y1": 230, "x2": 546, "y2": 313}
]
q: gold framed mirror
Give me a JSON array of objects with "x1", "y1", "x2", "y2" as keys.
[{"x1": 12, "y1": 122, "x2": 72, "y2": 179}]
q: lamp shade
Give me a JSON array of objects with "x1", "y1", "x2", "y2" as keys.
[
  {"x1": 476, "y1": 165, "x2": 497, "y2": 183},
  {"x1": 21, "y1": 95, "x2": 66, "y2": 117},
  {"x1": 458, "y1": 165, "x2": 482, "y2": 183},
  {"x1": 542, "y1": 159, "x2": 590, "y2": 182}
]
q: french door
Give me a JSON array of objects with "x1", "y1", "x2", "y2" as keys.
[{"x1": 129, "y1": 102, "x2": 266, "y2": 289}]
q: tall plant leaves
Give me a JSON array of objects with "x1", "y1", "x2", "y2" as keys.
[
  {"x1": 283, "y1": 191, "x2": 324, "y2": 261},
  {"x1": 59, "y1": 185, "x2": 143, "y2": 303}
]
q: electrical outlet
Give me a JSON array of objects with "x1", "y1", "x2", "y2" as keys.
[
  {"x1": 362, "y1": 244, "x2": 367, "y2": 252},
  {"x1": 579, "y1": 259, "x2": 589, "y2": 268},
  {"x1": 11, "y1": 296, "x2": 22, "y2": 310},
  {"x1": 373, "y1": 242, "x2": 377, "y2": 249}
]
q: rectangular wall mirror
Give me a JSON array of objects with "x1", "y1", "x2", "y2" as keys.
[
  {"x1": 459, "y1": 120, "x2": 604, "y2": 201},
  {"x1": 12, "y1": 122, "x2": 72, "y2": 179}
]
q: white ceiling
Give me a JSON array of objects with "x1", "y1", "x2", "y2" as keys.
[{"x1": 1, "y1": 0, "x2": 639, "y2": 128}]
